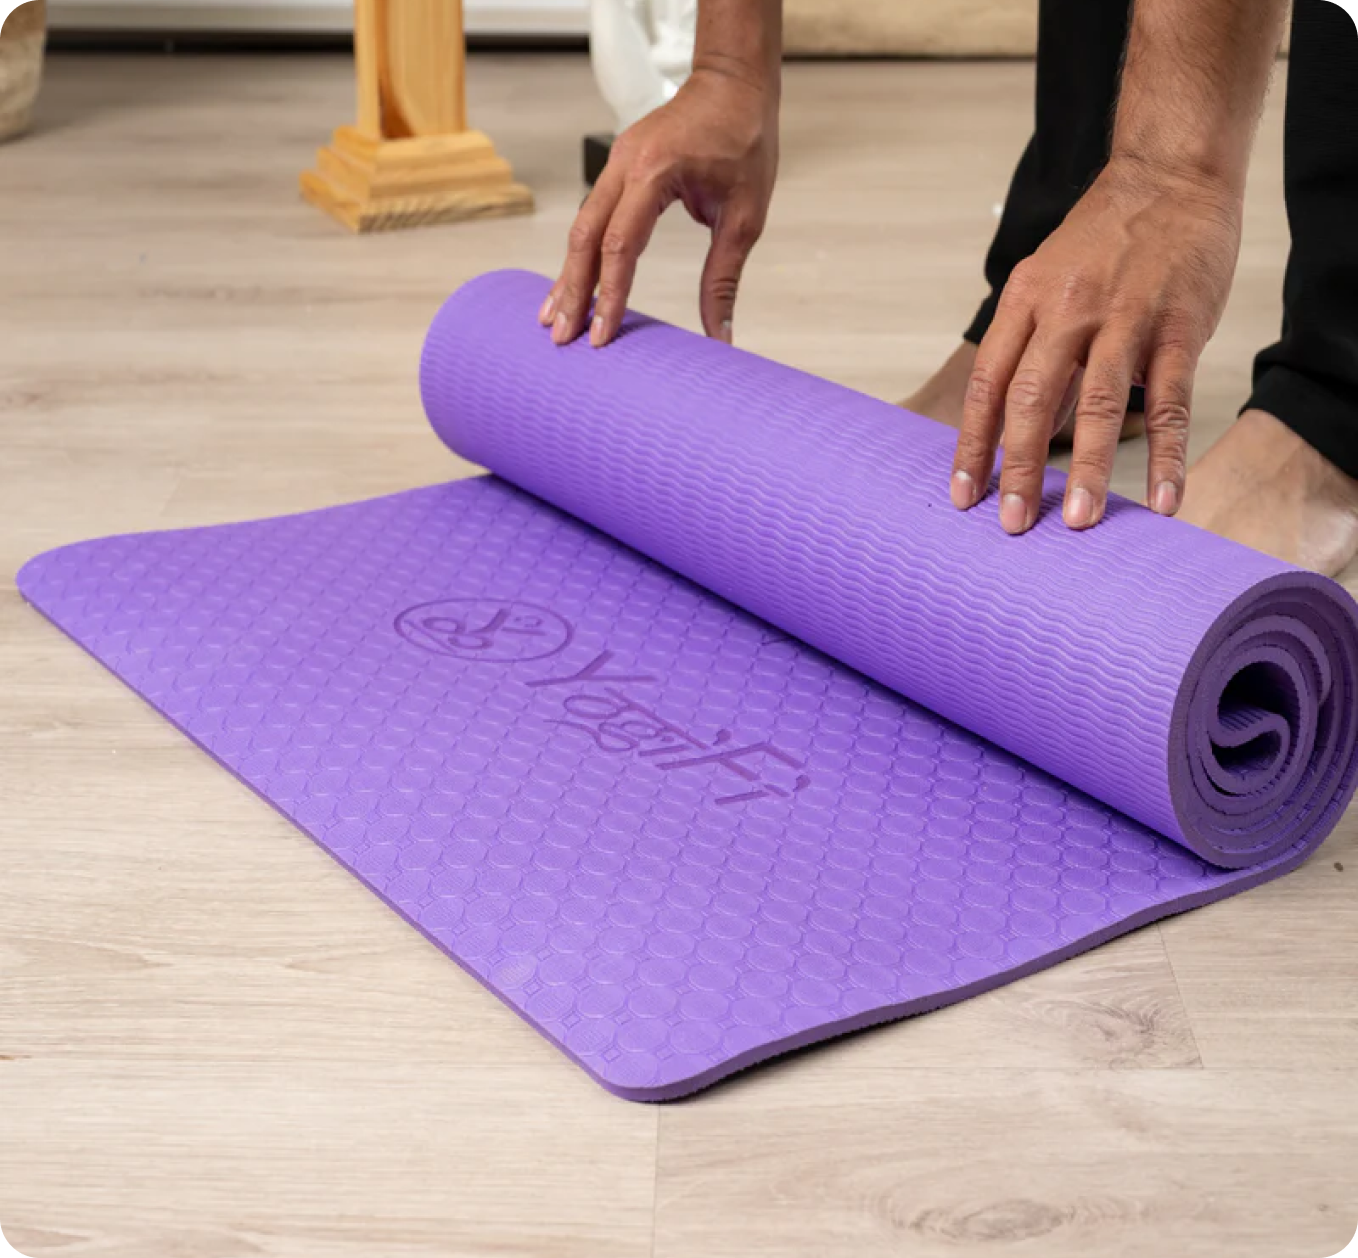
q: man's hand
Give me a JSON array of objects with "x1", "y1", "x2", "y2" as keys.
[
  {"x1": 950, "y1": 0, "x2": 1287, "y2": 532},
  {"x1": 540, "y1": 65, "x2": 778, "y2": 348},
  {"x1": 951, "y1": 158, "x2": 1242, "y2": 532}
]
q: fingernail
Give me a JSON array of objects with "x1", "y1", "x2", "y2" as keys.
[
  {"x1": 1000, "y1": 492, "x2": 1029, "y2": 535},
  {"x1": 719, "y1": 319, "x2": 733, "y2": 344},
  {"x1": 1152, "y1": 480, "x2": 1180, "y2": 515},
  {"x1": 1064, "y1": 486, "x2": 1094, "y2": 529},
  {"x1": 538, "y1": 293, "x2": 557, "y2": 325},
  {"x1": 552, "y1": 311, "x2": 569, "y2": 345},
  {"x1": 590, "y1": 315, "x2": 605, "y2": 347},
  {"x1": 950, "y1": 470, "x2": 976, "y2": 509}
]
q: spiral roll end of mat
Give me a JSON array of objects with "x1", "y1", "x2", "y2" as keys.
[{"x1": 1170, "y1": 571, "x2": 1358, "y2": 867}]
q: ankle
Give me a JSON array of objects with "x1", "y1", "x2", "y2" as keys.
[
  {"x1": 900, "y1": 341, "x2": 978, "y2": 429},
  {"x1": 1239, "y1": 409, "x2": 1358, "y2": 504}
]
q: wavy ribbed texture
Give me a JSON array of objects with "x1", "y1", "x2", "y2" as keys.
[
  {"x1": 17, "y1": 268, "x2": 1358, "y2": 1101},
  {"x1": 424, "y1": 271, "x2": 1358, "y2": 870}
]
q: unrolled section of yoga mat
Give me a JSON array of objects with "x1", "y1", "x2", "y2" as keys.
[{"x1": 19, "y1": 270, "x2": 1358, "y2": 1101}]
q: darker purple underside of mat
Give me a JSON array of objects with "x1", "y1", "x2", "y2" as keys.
[{"x1": 18, "y1": 270, "x2": 1358, "y2": 1101}]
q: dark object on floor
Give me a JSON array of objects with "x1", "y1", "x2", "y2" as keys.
[{"x1": 583, "y1": 133, "x2": 614, "y2": 186}]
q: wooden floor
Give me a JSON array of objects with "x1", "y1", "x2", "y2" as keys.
[{"x1": 1, "y1": 52, "x2": 1355, "y2": 1258}]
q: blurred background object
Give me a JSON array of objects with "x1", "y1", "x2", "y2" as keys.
[
  {"x1": 42, "y1": 0, "x2": 1043, "y2": 54},
  {"x1": 590, "y1": 0, "x2": 693, "y2": 132},
  {"x1": 0, "y1": 0, "x2": 45, "y2": 141},
  {"x1": 785, "y1": 0, "x2": 1037, "y2": 56},
  {"x1": 299, "y1": 0, "x2": 533, "y2": 231},
  {"x1": 584, "y1": 0, "x2": 693, "y2": 183}
]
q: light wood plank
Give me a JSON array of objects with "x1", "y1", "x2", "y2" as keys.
[
  {"x1": 0, "y1": 1061, "x2": 657, "y2": 1258},
  {"x1": 654, "y1": 1070, "x2": 1358, "y2": 1258},
  {"x1": 1158, "y1": 809, "x2": 1358, "y2": 1069},
  {"x1": 755, "y1": 929, "x2": 1203, "y2": 1075}
]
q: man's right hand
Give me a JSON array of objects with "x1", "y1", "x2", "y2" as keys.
[{"x1": 539, "y1": 64, "x2": 779, "y2": 349}]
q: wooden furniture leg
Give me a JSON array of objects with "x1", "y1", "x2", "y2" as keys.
[
  {"x1": 301, "y1": 0, "x2": 533, "y2": 233},
  {"x1": 0, "y1": 0, "x2": 46, "y2": 143}
]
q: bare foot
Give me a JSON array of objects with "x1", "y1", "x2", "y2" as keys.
[
  {"x1": 899, "y1": 340, "x2": 1145, "y2": 448},
  {"x1": 901, "y1": 341, "x2": 977, "y2": 430},
  {"x1": 1178, "y1": 409, "x2": 1358, "y2": 576}
]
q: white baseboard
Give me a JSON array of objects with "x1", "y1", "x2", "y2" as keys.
[{"x1": 49, "y1": 0, "x2": 589, "y2": 37}]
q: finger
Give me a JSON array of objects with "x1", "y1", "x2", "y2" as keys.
[
  {"x1": 1063, "y1": 332, "x2": 1139, "y2": 529},
  {"x1": 952, "y1": 300, "x2": 1035, "y2": 511},
  {"x1": 537, "y1": 281, "x2": 559, "y2": 326},
  {"x1": 1049, "y1": 366, "x2": 1084, "y2": 445},
  {"x1": 699, "y1": 206, "x2": 762, "y2": 343},
  {"x1": 538, "y1": 189, "x2": 599, "y2": 324},
  {"x1": 591, "y1": 182, "x2": 666, "y2": 346},
  {"x1": 995, "y1": 328, "x2": 1085, "y2": 534},
  {"x1": 552, "y1": 172, "x2": 622, "y2": 344},
  {"x1": 1143, "y1": 341, "x2": 1196, "y2": 516}
]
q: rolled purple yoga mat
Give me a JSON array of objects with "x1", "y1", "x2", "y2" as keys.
[
  {"x1": 423, "y1": 270, "x2": 1358, "y2": 872},
  {"x1": 19, "y1": 268, "x2": 1358, "y2": 1100}
]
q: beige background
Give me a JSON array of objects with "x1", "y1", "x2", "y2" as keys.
[
  {"x1": 788, "y1": 0, "x2": 1039, "y2": 56},
  {"x1": 785, "y1": 0, "x2": 1294, "y2": 58}
]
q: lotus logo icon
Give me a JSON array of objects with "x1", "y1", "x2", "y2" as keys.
[{"x1": 394, "y1": 597, "x2": 573, "y2": 664}]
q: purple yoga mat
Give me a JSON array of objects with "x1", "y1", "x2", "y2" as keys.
[{"x1": 20, "y1": 269, "x2": 1358, "y2": 1100}]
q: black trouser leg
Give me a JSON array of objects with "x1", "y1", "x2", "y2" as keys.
[
  {"x1": 1247, "y1": 0, "x2": 1358, "y2": 480},
  {"x1": 963, "y1": 0, "x2": 1133, "y2": 347}
]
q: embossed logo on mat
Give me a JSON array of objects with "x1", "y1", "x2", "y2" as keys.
[
  {"x1": 395, "y1": 598, "x2": 572, "y2": 663},
  {"x1": 395, "y1": 597, "x2": 810, "y2": 807}
]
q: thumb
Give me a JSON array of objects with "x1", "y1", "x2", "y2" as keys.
[{"x1": 700, "y1": 209, "x2": 759, "y2": 344}]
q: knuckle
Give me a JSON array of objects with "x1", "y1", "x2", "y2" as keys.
[
  {"x1": 996, "y1": 288, "x2": 1033, "y2": 321},
  {"x1": 1006, "y1": 369, "x2": 1053, "y2": 420},
  {"x1": 996, "y1": 284, "x2": 1029, "y2": 318},
  {"x1": 1076, "y1": 382, "x2": 1127, "y2": 429},
  {"x1": 1055, "y1": 271, "x2": 1093, "y2": 315},
  {"x1": 707, "y1": 274, "x2": 739, "y2": 304},
  {"x1": 599, "y1": 229, "x2": 633, "y2": 260},
  {"x1": 1006, "y1": 259, "x2": 1040, "y2": 298},
  {"x1": 964, "y1": 365, "x2": 1001, "y2": 413},
  {"x1": 629, "y1": 143, "x2": 669, "y2": 183},
  {"x1": 727, "y1": 213, "x2": 763, "y2": 250},
  {"x1": 1048, "y1": 268, "x2": 1102, "y2": 317},
  {"x1": 1148, "y1": 398, "x2": 1192, "y2": 436},
  {"x1": 566, "y1": 219, "x2": 598, "y2": 255}
]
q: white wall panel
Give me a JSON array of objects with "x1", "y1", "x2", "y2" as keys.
[{"x1": 49, "y1": 0, "x2": 589, "y2": 38}]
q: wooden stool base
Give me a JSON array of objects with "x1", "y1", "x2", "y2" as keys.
[{"x1": 300, "y1": 126, "x2": 533, "y2": 233}]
